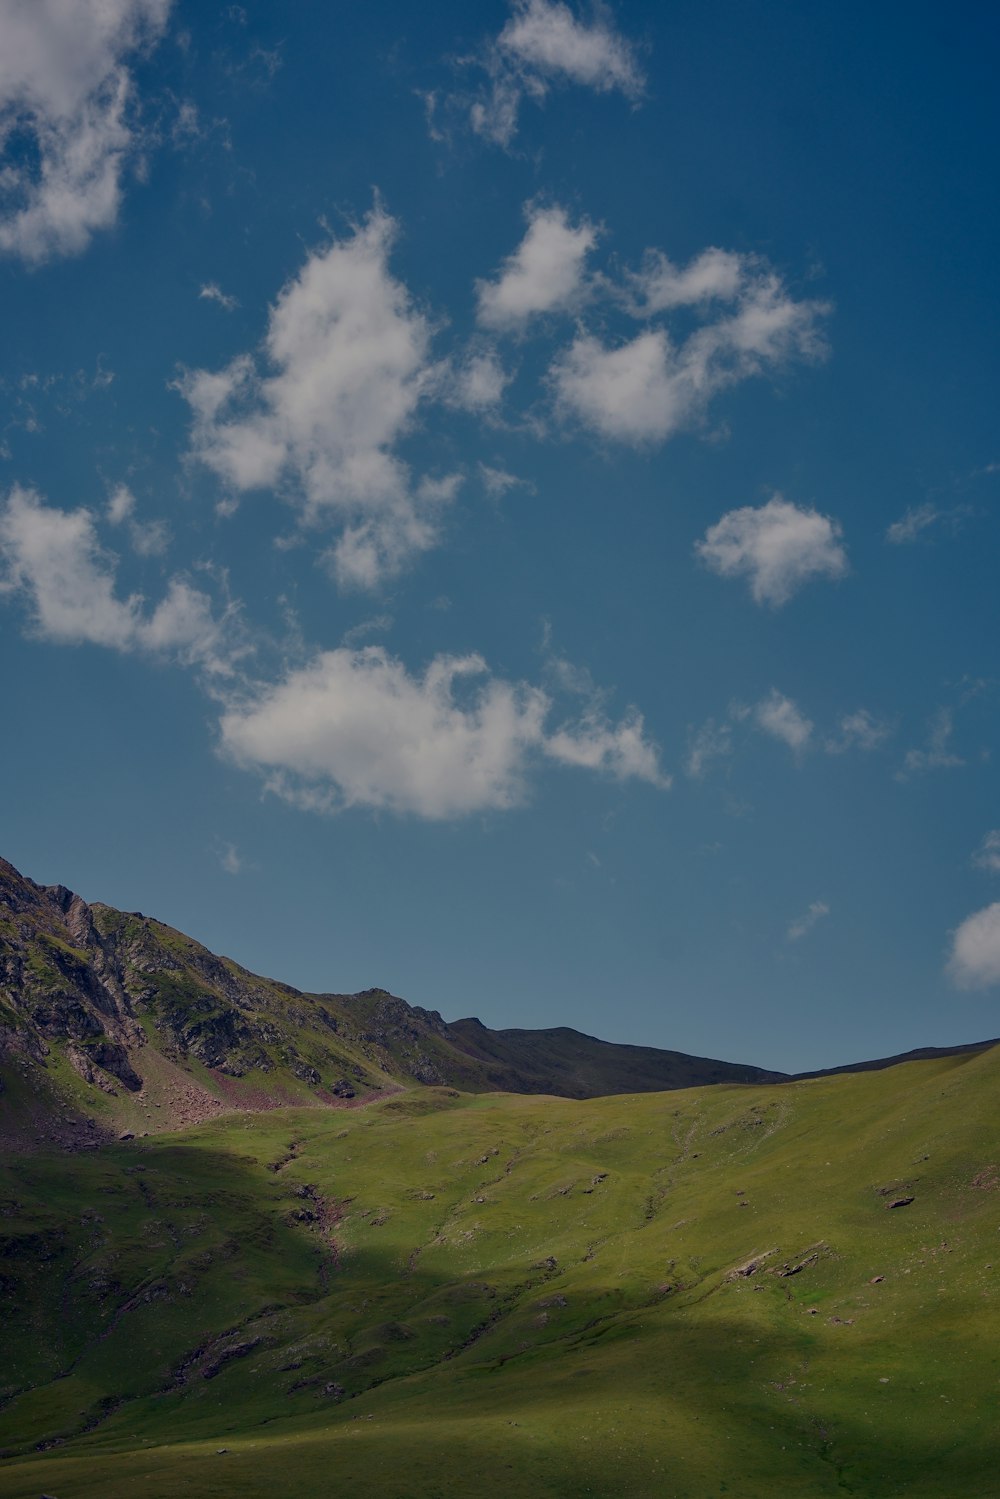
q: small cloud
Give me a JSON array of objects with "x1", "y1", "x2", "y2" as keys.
[
  {"x1": 685, "y1": 718, "x2": 733, "y2": 779},
  {"x1": 825, "y1": 708, "x2": 891, "y2": 754},
  {"x1": 476, "y1": 203, "x2": 598, "y2": 329},
  {"x1": 478, "y1": 463, "x2": 533, "y2": 498},
  {"x1": 106, "y1": 482, "x2": 170, "y2": 556},
  {"x1": 885, "y1": 502, "x2": 973, "y2": 544},
  {"x1": 106, "y1": 483, "x2": 136, "y2": 526},
  {"x1": 947, "y1": 902, "x2": 1000, "y2": 989},
  {"x1": 787, "y1": 900, "x2": 830, "y2": 942},
  {"x1": 214, "y1": 840, "x2": 243, "y2": 875},
  {"x1": 0, "y1": 484, "x2": 240, "y2": 676},
  {"x1": 455, "y1": 0, "x2": 645, "y2": 149},
  {"x1": 199, "y1": 281, "x2": 240, "y2": 312},
  {"x1": 696, "y1": 495, "x2": 847, "y2": 608},
  {"x1": 897, "y1": 708, "x2": 964, "y2": 780},
  {"x1": 341, "y1": 613, "x2": 393, "y2": 648},
  {"x1": 973, "y1": 830, "x2": 1000, "y2": 874},
  {"x1": 752, "y1": 689, "x2": 813, "y2": 754}
]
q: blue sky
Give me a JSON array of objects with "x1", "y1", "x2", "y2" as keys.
[{"x1": 1, "y1": 0, "x2": 998, "y2": 1072}]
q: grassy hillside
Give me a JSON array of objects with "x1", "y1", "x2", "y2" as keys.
[
  {"x1": 2, "y1": 1043, "x2": 999, "y2": 1496},
  {"x1": 0, "y1": 855, "x2": 782, "y2": 1127}
]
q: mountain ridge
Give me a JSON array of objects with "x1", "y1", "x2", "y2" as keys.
[
  {"x1": 2, "y1": 855, "x2": 995, "y2": 1143},
  {"x1": 0, "y1": 855, "x2": 783, "y2": 1138}
]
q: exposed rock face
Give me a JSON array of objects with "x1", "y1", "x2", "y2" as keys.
[{"x1": 1, "y1": 853, "x2": 789, "y2": 1114}]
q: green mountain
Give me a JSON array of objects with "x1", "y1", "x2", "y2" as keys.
[
  {"x1": 0, "y1": 855, "x2": 782, "y2": 1143},
  {"x1": 2, "y1": 855, "x2": 999, "y2": 1497}
]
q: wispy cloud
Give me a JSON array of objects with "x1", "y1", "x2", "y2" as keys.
[
  {"x1": 787, "y1": 900, "x2": 830, "y2": 942},
  {"x1": 214, "y1": 839, "x2": 243, "y2": 875},
  {"x1": 199, "y1": 281, "x2": 240, "y2": 312},
  {"x1": 897, "y1": 708, "x2": 964, "y2": 780},
  {"x1": 973, "y1": 830, "x2": 1000, "y2": 874},
  {"x1": 685, "y1": 718, "x2": 733, "y2": 779},
  {"x1": 885, "y1": 501, "x2": 973, "y2": 544},
  {"x1": 750, "y1": 689, "x2": 813, "y2": 754},
  {"x1": 825, "y1": 708, "x2": 891, "y2": 754},
  {"x1": 453, "y1": 0, "x2": 645, "y2": 149}
]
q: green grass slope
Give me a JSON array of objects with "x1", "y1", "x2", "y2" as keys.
[
  {"x1": 2, "y1": 1043, "x2": 999, "y2": 1497},
  {"x1": 0, "y1": 854, "x2": 782, "y2": 1122}
]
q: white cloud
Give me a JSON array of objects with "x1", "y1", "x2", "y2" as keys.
[
  {"x1": 787, "y1": 900, "x2": 829, "y2": 942},
  {"x1": 752, "y1": 690, "x2": 813, "y2": 753},
  {"x1": 0, "y1": 485, "x2": 235, "y2": 672},
  {"x1": 219, "y1": 645, "x2": 666, "y2": 820},
  {"x1": 627, "y1": 246, "x2": 746, "y2": 313},
  {"x1": 885, "y1": 501, "x2": 972, "y2": 544},
  {"x1": 544, "y1": 707, "x2": 668, "y2": 787},
  {"x1": 468, "y1": 0, "x2": 644, "y2": 147},
  {"x1": 825, "y1": 708, "x2": 891, "y2": 754},
  {"x1": 551, "y1": 272, "x2": 826, "y2": 445},
  {"x1": 0, "y1": 0, "x2": 171, "y2": 264},
  {"x1": 897, "y1": 708, "x2": 964, "y2": 780},
  {"x1": 106, "y1": 481, "x2": 170, "y2": 556},
  {"x1": 948, "y1": 903, "x2": 1000, "y2": 989},
  {"x1": 181, "y1": 204, "x2": 453, "y2": 590},
  {"x1": 685, "y1": 718, "x2": 733, "y2": 779},
  {"x1": 973, "y1": 830, "x2": 1000, "y2": 874},
  {"x1": 499, "y1": 0, "x2": 643, "y2": 93},
  {"x1": 479, "y1": 463, "x2": 532, "y2": 498},
  {"x1": 106, "y1": 482, "x2": 135, "y2": 526},
  {"x1": 439, "y1": 348, "x2": 510, "y2": 413},
  {"x1": 214, "y1": 839, "x2": 243, "y2": 875},
  {"x1": 199, "y1": 281, "x2": 239, "y2": 312},
  {"x1": 477, "y1": 204, "x2": 597, "y2": 329},
  {"x1": 696, "y1": 496, "x2": 848, "y2": 607}
]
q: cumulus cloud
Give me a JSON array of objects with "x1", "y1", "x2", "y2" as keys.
[
  {"x1": 752, "y1": 690, "x2": 813, "y2": 753},
  {"x1": 219, "y1": 645, "x2": 666, "y2": 819},
  {"x1": 465, "y1": 0, "x2": 645, "y2": 148},
  {"x1": 0, "y1": 0, "x2": 170, "y2": 264},
  {"x1": 973, "y1": 830, "x2": 1000, "y2": 874},
  {"x1": 696, "y1": 496, "x2": 848, "y2": 607},
  {"x1": 787, "y1": 900, "x2": 829, "y2": 942},
  {"x1": 180, "y1": 204, "x2": 455, "y2": 590},
  {"x1": 476, "y1": 204, "x2": 597, "y2": 329},
  {"x1": 551, "y1": 271, "x2": 827, "y2": 445},
  {"x1": 0, "y1": 484, "x2": 235, "y2": 672},
  {"x1": 897, "y1": 708, "x2": 964, "y2": 780},
  {"x1": 948, "y1": 903, "x2": 1000, "y2": 989}
]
